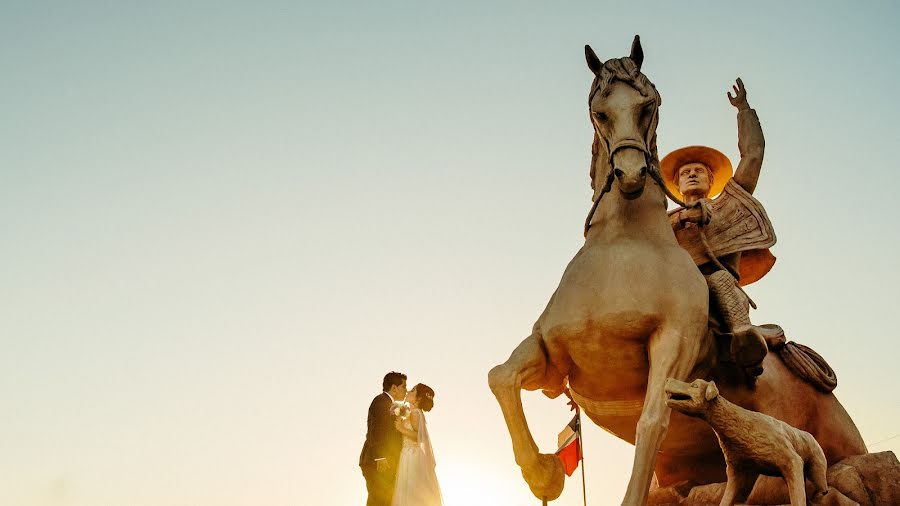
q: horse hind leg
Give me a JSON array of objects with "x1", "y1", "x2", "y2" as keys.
[{"x1": 488, "y1": 332, "x2": 567, "y2": 501}]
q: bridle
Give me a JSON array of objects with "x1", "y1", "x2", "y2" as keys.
[
  {"x1": 581, "y1": 119, "x2": 749, "y2": 302},
  {"x1": 583, "y1": 97, "x2": 687, "y2": 236},
  {"x1": 580, "y1": 93, "x2": 757, "y2": 305}
]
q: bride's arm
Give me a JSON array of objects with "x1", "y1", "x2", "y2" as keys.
[{"x1": 394, "y1": 411, "x2": 419, "y2": 439}]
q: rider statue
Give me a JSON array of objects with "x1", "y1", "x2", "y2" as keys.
[{"x1": 661, "y1": 78, "x2": 780, "y2": 378}]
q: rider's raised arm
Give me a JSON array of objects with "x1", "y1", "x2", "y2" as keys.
[{"x1": 729, "y1": 78, "x2": 765, "y2": 195}]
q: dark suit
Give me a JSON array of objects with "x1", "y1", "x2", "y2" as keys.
[{"x1": 359, "y1": 392, "x2": 401, "y2": 506}]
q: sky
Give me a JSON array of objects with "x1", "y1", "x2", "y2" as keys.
[{"x1": 2, "y1": 1, "x2": 899, "y2": 505}]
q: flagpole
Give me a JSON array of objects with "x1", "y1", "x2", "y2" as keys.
[{"x1": 578, "y1": 407, "x2": 587, "y2": 506}]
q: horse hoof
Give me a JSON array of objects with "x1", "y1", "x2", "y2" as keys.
[{"x1": 522, "y1": 453, "x2": 565, "y2": 501}]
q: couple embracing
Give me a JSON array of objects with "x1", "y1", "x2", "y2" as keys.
[{"x1": 359, "y1": 371, "x2": 444, "y2": 506}]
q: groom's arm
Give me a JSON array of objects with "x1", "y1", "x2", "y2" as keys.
[{"x1": 370, "y1": 396, "x2": 391, "y2": 469}]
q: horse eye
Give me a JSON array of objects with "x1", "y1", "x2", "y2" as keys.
[{"x1": 594, "y1": 112, "x2": 608, "y2": 122}]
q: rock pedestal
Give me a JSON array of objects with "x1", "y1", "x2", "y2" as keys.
[{"x1": 648, "y1": 451, "x2": 900, "y2": 505}]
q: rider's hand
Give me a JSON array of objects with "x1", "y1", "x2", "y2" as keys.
[
  {"x1": 727, "y1": 78, "x2": 750, "y2": 111},
  {"x1": 681, "y1": 201, "x2": 712, "y2": 226},
  {"x1": 680, "y1": 208, "x2": 701, "y2": 226}
]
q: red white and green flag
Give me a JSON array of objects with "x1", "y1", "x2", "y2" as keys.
[{"x1": 555, "y1": 413, "x2": 582, "y2": 476}]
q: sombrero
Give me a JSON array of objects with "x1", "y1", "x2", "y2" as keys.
[{"x1": 660, "y1": 146, "x2": 733, "y2": 199}]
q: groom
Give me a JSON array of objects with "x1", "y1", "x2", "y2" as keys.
[{"x1": 359, "y1": 371, "x2": 407, "y2": 506}]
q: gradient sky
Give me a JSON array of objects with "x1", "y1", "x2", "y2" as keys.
[{"x1": 2, "y1": 1, "x2": 899, "y2": 505}]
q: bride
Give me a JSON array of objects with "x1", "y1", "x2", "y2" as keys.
[{"x1": 392, "y1": 383, "x2": 443, "y2": 506}]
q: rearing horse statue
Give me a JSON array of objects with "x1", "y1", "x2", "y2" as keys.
[
  {"x1": 489, "y1": 35, "x2": 709, "y2": 505},
  {"x1": 488, "y1": 36, "x2": 866, "y2": 506}
]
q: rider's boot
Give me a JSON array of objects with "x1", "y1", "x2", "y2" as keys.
[{"x1": 706, "y1": 270, "x2": 768, "y2": 375}]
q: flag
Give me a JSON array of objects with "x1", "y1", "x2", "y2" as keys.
[{"x1": 555, "y1": 414, "x2": 582, "y2": 476}]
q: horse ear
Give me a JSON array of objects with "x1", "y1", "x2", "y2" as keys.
[
  {"x1": 704, "y1": 381, "x2": 719, "y2": 401},
  {"x1": 630, "y1": 35, "x2": 644, "y2": 70},
  {"x1": 585, "y1": 45, "x2": 603, "y2": 74}
]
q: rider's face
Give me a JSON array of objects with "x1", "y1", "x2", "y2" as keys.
[{"x1": 677, "y1": 163, "x2": 712, "y2": 197}]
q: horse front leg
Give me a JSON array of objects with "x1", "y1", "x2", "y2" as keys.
[
  {"x1": 622, "y1": 326, "x2": 702, "y2": 506},
  {"x1": 489, "y1": 332, "x2": 567, "y2": 501}
]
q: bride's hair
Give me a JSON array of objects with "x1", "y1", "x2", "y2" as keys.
[{"x1": 413, "y1": 383, "x2": 435, "y2": 412}]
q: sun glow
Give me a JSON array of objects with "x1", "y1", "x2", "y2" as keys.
[{"x1": 438, "y1": 465, "x2": 520, "y2": 506}]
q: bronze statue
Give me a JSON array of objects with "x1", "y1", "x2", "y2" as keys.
[
  {"x1": 661, "y1": 79, "x2": 781, "y2": 377},
  {"x1": 488, "y1": 36, "x2": 868, "y2": 506}
]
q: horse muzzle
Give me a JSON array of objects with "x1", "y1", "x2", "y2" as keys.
[
  {"x1": 615, "y1": 165, "x2": 648, "y2": 200},
  {"x1": 609, "y1": 141, "x2": 650, "y2": 200}
]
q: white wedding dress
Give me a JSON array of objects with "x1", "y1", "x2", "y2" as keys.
[{"x1": 392, "y1": 409, "x2": 443, "y2": 506}]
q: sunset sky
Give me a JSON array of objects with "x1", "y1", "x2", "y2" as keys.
[{"x1": 3, "y1": 2, "x2": 899, "y2": 505}]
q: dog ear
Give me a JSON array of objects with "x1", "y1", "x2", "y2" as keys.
[{"x1": 704, "y1": 381, "x2": 719, "y2": 401}]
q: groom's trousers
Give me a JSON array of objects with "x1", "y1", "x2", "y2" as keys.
[{"x1": 361, "y1": 462, "x2": 395, "y2": 506}]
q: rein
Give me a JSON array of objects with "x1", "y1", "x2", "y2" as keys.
[
  {"x1": 582, "y1": 158, "x2": 686, "y2": 236},
  {"x1": 582, "y1": 129, "x2": 686, "y2": 237},
  {"x1": 583, "y1": 152, "x2": 757, "y2": 307},
  {"x1": 580, "y1": 73, "x2": 752, "y2": 305},
  {"x1": 583, "y1": 88, "x2": 678, "y2": 236}
]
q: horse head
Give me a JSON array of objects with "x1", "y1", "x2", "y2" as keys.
[{"x1": 586, "y1": 36, "x2": 661, "y2": 202}]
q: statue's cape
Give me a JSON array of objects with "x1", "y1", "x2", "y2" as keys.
[{"x1": 668, "y1": 179, "x2": 777, "y2": 286}]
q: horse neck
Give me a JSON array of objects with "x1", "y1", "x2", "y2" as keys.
[{"x1": 586, "y1": 181, "x2": 673, "y2": 244}]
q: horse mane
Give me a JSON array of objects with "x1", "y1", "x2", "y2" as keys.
[{"x1": 588, "y1": 57, "x2": 662, "y2": 194}]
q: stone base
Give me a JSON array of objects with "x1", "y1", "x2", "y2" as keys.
[{"x1": 648, "y1": 451, "x2": 900, "y2": 505}]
